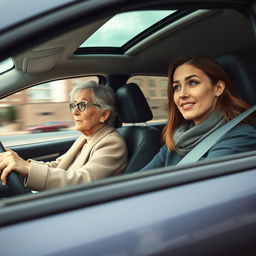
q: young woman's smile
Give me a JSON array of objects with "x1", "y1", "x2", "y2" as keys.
[{"x1": 173, "y1": 64, "x2": 224, "y2": 124}]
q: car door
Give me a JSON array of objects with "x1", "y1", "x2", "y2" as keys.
[{"x1": 0, "y1": 1, "x2": 256, "y2": 256}]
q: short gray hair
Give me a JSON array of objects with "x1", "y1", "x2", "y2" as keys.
[{"x1": 70, "y1": 80, "x2": 117, "y2": 126}]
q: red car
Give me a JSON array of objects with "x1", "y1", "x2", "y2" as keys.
[{"x1": 27, "y1": 121, "x2": 71, "y2": 133}]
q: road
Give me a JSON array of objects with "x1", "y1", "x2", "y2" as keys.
[
  {"x1": 1, "y1": 130, "x2": 80, "y2": 147},
  {"x1": 0, "y1": 119, "x2": 167, "y2": 147}
]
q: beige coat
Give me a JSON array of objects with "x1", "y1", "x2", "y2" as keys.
[{"x1": 25, "y1": 125, "x2": 127, "y2": 191}]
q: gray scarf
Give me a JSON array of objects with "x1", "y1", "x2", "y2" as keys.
[{"x1": 173, "y1": 111, "x2": 226, "y2": 155}]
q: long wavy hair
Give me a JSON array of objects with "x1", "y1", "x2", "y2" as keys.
[{"x1": 163, "y1": 55, "x2": 250, "y2": 151}]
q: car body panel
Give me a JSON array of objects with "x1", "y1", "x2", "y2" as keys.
[
  {"x1": 0, "y1": 0, "x2": 77, "y2": 32},
  {"x1": 1, "y1": 168, "x2": 256, "y2": 255}
]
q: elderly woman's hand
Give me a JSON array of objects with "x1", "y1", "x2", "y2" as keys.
[{"x1": 0, "y1": 148, "x2": 30, "y2": 185}]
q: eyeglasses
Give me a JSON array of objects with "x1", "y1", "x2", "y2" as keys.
[{"x1": 69, "y1": 101, "x2": 101, "y2": 112}]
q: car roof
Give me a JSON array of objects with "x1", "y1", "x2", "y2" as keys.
[
  {"x1": 0, "y1": 1, "x2": 255, "y2": 99},
  {"x1": 0, "y1": 0, "x2": 76, "y2": 32}
]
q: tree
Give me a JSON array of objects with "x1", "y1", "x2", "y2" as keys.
[{"x1": 5, "y1": 106, "x2": 17, "y2": 122}]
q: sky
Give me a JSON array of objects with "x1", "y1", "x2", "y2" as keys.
[{"x1": 81, "y1": 10, "x2": 174, "y2": 47}]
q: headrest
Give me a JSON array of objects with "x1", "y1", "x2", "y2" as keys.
[
  {"x1": 116, "y1": 83, "x2": 153, "y2": 123},
  {"x1": 217, "y1": 54, "x2": 256, "y2": 105}
]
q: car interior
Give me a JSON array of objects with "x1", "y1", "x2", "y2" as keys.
[
  {"x1": 1, "y1": 9, "x2": 256, "y2": 95},
  {"x1": 116, "y1": 83, "x2": 162, "y2": 173},
  {"x1": 2, "y1": 2, "x2": 256, "y2": 255},
  {"x1": 0, "y1": 7, "x2": 256, "y2": 197}
]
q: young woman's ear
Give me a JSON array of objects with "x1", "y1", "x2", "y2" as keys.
[{"x1": 215, "y1": 80, "x2": 225, "y2": 96}]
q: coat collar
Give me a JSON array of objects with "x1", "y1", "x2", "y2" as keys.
[{"x1": 57, "y1": 125, "x2": 115, "y2": 169}]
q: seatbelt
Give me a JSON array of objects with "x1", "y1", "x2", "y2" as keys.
[{"x1": 177, "y1": 104, "x2": 256, "y2": 166}]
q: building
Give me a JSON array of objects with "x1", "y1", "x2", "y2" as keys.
[{"x1": 0, "y1": 75, "x2": 168, "y2": 131}]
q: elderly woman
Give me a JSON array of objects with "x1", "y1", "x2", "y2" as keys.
[{"x1": 0, "y1": 80, "x2": 128, "y2": 190}]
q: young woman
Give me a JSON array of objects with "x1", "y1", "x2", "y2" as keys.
[
  {"x1": 0, "y1": 81, "x2": 128, "y2": 190},
  {"x1": 141, "y1": 55, "x2": 256, "y2": 171}
]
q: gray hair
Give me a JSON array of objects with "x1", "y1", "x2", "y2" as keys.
[{"x1": 70, "y1": 80, "x2": 117, "y2": 126}]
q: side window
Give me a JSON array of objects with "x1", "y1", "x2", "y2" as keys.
[
  {"x1": 0, "y1": 76, "x2": 98, "y2": 146},
  {"x1": 127, "y1": 76, "x2": 168, "y2": 123}
]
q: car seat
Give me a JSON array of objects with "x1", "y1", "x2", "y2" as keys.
[
  {"x1": 217, "y1": 53, "x2": 256, "y2": 105},
  {"x1": 116, "y1": 83, "x2": 162, "y2": 174}
]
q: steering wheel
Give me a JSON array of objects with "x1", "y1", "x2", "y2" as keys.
[{"x1": 0, "y1": 142, "x2": 31, "y2": 196}]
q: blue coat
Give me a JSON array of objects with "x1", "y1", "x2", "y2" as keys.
[{"x1": 140, "y1": 124, "x2": 256, "y2": 171}]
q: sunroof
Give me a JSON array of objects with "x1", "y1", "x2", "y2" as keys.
[
  {"x1": 0, "y1": 58, "x2": 14, "y2": 74},
  {"x1": 79, "y1": 10, "x2": 175, "y2": 48}
]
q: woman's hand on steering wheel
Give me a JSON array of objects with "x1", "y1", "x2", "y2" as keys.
[{"x1": 0, "y1": 148, "x2": 30, "y2": 185}]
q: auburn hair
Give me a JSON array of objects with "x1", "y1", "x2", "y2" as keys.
[{"x1": 163, "y1": 55, "x2": 250, "y2": 151}]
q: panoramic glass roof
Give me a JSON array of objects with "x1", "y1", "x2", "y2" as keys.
[
  {"x1": 0, "y1": 58, "x2": 14, "y2": 74},
  {"x1": 79, "y1": 10, "x2": 175, "y2": 48}
]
